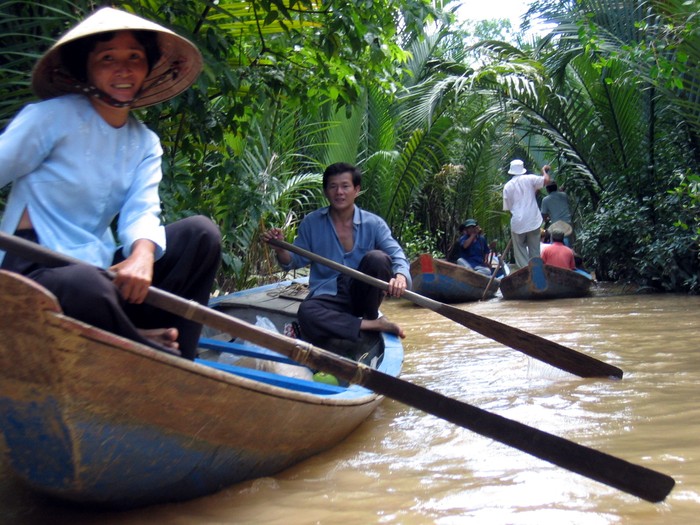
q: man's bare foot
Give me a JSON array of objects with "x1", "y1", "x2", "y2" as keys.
[
  {"x1": 360, "y1": 316, "x2": 406, "y2": 339},
  {"x1": 138, "y1": 328, "x2": 180, "y2": 350}
]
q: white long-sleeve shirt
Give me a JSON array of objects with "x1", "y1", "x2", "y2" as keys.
[
  {"x1": 503, "y1": 174, "x2": 545, "y2": 234},
  {"x1": 0, "y1": 94, "x2": 166, "y2": 267}
]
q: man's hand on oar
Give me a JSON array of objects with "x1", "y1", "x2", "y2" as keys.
[
  {"x1": 0, "y1": 232, "x2": 674, "y2": 502},
  {"x1": 266, "y1": 238, "x2": 623, "y2": 379}
]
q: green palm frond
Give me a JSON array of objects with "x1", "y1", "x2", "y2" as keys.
[{"x1": 0, "y1": 1, "x2": 86, "y2": 127}]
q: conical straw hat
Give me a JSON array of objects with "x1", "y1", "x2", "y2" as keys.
[
  {"x1": 32, "y1": 7, "x2": 202, "y2": 108},
  {"x1": 548, "y1": 220, "x2": 573, "y2": 236}
]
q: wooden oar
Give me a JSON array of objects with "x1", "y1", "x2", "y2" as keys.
[
  {"x1": 268, "y1": 238, "x2": 623, "y2": 379},
  {"x1": 481, "y1": 238, "x2": 512, "y2": 301},
  {"x1": 0, "y1": 232, "x2": 675, "y2": 502}
]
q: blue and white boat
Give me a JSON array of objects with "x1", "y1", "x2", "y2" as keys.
[{"x1": 0, "y1": 272, "x2": 403, "y2": 508}]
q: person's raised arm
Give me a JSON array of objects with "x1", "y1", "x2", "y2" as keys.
[{"x1": 542, "y1": 164, "x2": 552, "y2": 186}]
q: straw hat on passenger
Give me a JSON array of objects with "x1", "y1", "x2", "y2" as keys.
[
  {"x1": 548, "y1": 220, "x2": 573, "y2": 237},
  {"x1": 32, "y1": 7, "x2": 202, "y2": 108}
]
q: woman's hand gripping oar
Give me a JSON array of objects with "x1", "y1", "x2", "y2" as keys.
[
  {"x1": 0, "y1": 232, "x2": 674, "y2": 502},
  {"x1": 267, "y1": 238, "x2": 622, "y2": 379}
]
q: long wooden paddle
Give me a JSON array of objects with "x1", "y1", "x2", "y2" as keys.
[
  {"x1": 268, "y1": 238, "x2": 623, "y2": 379},
  {"x1": 0, "y1": 232, "x2": 675, "y2": 502},
  {"x1": 481, "y1": 238, "x2": 512, "y2": 301}
]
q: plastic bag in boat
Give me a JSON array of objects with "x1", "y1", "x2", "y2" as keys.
[{"x1": 224, "y1": 315, "x2": 313, "y2": 381}]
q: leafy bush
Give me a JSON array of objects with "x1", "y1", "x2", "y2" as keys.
[{"x1": 579, "y1": 178, "x2": 699, "y2": 293}]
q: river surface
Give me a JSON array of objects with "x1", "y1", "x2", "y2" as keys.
[{"x1": 1, "y1": 287, "x2": 699, "y2": 524}]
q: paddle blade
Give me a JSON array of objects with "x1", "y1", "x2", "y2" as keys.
[
  {"x1": 268, "y1": 238, "x2": 622, "y2": 379},
  {"x1": 431, "y1": 300, "x2": 624, "y2": 379}
]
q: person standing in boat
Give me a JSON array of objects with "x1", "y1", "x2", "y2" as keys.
[
  {"x1": 455, "y1": 219, "x2": 491, "y2": 276},
  {"x1": 502, "y1": 159, "x2": 550, "y2": 268},
  {"x1": 0, "y1": 8, "x2": 221, "y2": 359},
  {"x1": 540, "y1": 166, "x2": 574, "y2": 247},
  {"x1": 262, "y1": 162, "x2": 411, "y2": 347}
]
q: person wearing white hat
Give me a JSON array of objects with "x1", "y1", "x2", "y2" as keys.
[
  {"x1": 502, "y1": 159, "x2": 550, "y2": 268},
  {"x1": 0, "y1": 7, "x2": 220, "y2": 359}
]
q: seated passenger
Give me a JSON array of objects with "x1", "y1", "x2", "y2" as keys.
[
  {"x1": 541, "y1": 228, "x2": 575, "y2": 270},
  {"x1": 456, "y1": 219, "x2": 491, "y2": 276},
  {"x1": 262, "y1": 162, "x2": 411, "y2": 350}
]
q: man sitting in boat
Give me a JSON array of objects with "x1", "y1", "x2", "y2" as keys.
[
  {"x1": 455, "y1": 219, "x2": 491, "y2": 276},
  {"x1": 262, "y1": 162, "x2": 411, "y2": 349},
  {"x1": 541, "y1": 226, "x2": 575, "y2": 270},
  {"x1": 0, "y1": 8, "x2": 221, "y2": 359}
]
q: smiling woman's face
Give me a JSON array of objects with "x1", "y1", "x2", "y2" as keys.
[{"x1": 87, "y1": 31, "x2": 149, "y2": 104}]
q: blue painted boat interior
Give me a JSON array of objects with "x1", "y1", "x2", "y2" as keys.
[
  {"x1": 195, "y1": 335, "x2": 403, "y2": 399},
  {"x1": 204, "y1": 280, "x2": 404, "y2": 401}
]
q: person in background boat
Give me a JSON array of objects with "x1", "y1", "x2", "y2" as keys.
[
  {"x1": 540, "y1": 227, "x2": 551, "y2": 255},
  {"x1": 487, "y1": 239, "x2": 508, "y2": 278},
  {"x1": 540, "y1": 166, "x2": 574, "y2": 247},
  {"x1": 502, "y1": 159, "x2": 551, "y2": 268},
  {"x1": 262, "y1": 162, "x2": 411, "y2": 348},
  {"x1": 541, "y1": 227, "x2": 575, "y2": 270},
  {"x1": 455, "y1": 219, "x2": 491, "y2": 276},
  {"x1": 0, "y1": 8, "x2": 221, "y2": 360}
]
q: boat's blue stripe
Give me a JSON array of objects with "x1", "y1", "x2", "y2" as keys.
[
  {"x1": 530, "y1": 257, "x2": 548, "y2": 290},
  {"x1": 195, "y1": 359, "x2": 347, "y2": 395},
  {"x1": 198, "y1": 337, "x2": 298, "y2": 365}
]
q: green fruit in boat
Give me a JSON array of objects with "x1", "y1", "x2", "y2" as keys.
[{"x1": 312, "y1": 372, "x2": 339, "y2": 385}]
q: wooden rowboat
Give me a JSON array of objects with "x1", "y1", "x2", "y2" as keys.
[
  {"x1": 499, "y1": 257, "x2": 592, "y2": 300},
  {"x1": 0, "y1": 271, "x2": 402, "y2": 508},
  {"x1": 410, "y1": 253, "x2": 499, "y2": 303}
]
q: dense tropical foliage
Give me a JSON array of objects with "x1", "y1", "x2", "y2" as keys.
[{"x1": 1, "y1": 0, "x2": 698, "y2": 292}]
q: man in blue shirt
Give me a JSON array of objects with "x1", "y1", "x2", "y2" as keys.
[
  {"x1": 456, "y1": 219, "x2": 491, "y2": 276},
  {"x1": 263, "y1": 162, "x2": 411, "y2": 347},
  {"x1": 540, "y1": 173, "x2": 574, "y2": 247}
]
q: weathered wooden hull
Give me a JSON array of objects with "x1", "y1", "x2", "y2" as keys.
[
  {"x1": 499, "y1": 257, "x2": 592, "y2": 300},
  {"x1": 410, "y1": 254, "x2": 498, "y2": 303},
  {"x1": 0, "y1": 272, "x2": 402, "y2": 508}
]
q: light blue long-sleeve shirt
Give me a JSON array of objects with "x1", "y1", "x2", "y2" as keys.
[
  {"x1": 281, "y1": 205, "x2": 412, "y2": 297},
  {"x1": 0, "y1": 95, "x2": 166, "y2": 268}
]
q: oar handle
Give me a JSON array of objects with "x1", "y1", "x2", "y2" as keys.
[
  {"x1": 267, "y1": 238, "x2": 623, "y2": 379},
  {"x1": 0, "y1": 231, "x2": 674, "y2": 502}
]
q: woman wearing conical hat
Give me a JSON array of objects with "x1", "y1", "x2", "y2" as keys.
[{"x1": 0, "y1": 7, "x2": 221, "y2": 359}]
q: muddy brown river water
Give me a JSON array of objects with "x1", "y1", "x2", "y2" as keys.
[{"x1": 1, "y1": 286, "x2": 698, "y2": 524}]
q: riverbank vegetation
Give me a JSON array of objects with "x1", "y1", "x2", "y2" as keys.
[{"x1": 1, "y1": 0, "x2": 698, "y2": 292}]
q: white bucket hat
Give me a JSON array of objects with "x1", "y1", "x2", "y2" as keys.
[
  {"x1": 32, "y1": 7, "x2": 202, "y2": 108},
  {"x1": 507, "y1": 159, "x2": 527, "y2": 175}
]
